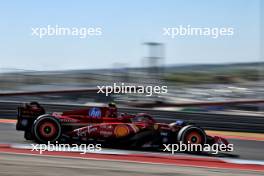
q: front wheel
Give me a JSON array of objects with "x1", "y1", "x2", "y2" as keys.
[
  {"x1": 177, "y1": 125, "x2": 207, "y2": 153},
  {"x1": 32, "y1": 115, "x2": 62, "y2": 143}
]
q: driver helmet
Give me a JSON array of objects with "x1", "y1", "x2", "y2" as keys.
[{"x1": 108, "y1": 102, "x2": 116, "y2": 108}]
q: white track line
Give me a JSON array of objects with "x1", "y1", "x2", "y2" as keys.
[{"x1": 6, "y1": 143, "x2": 264, "y2": 166}]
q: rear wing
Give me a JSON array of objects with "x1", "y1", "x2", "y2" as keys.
[{"x1": 16, "y1": 102, "x2": 45, "y2": 131}]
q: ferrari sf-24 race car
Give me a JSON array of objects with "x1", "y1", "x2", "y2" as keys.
[{"x1": 16, "y1": 102, "x2": 230, "y2": 152}]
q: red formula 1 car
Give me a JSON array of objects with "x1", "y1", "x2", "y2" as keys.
[{"x1": 16, "y1": 102, "x2": 229, "y2": 152}]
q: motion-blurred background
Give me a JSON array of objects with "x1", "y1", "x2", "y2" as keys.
[{"x1": 0, "y1": 0, "x2": 263, "y2": 129}]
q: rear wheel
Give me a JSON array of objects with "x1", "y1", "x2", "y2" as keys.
[{"x1": 32, "y1": 115, "x2": 61, "y2": 143}]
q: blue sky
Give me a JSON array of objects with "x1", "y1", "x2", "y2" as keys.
[{"x1": 0, "y1": 0, "x2": 262, "y2": 70}]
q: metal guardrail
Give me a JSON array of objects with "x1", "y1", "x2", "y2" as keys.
[{"x1": 0, "y1": 101, "x2": 263, "y2": 133}]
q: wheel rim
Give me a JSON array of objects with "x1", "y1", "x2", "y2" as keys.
[
  {"x1": 38, "y1": 121, "x2": 57, "y2": 140},
  {"x1": 185, "y1": 131, "x2": 203, "y2": 144}
]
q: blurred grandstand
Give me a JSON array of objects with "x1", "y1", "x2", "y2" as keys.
[{"x1": 0, "y1": 62, "x2": 263, "y2": 113}]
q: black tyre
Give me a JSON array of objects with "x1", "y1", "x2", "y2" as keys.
[{"x1": 32, "y1": 115, "x2": 61, "y2": 143}]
